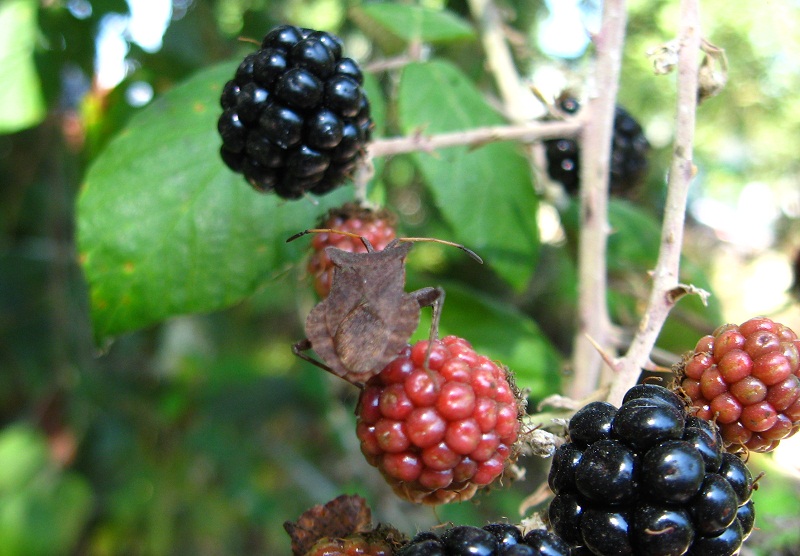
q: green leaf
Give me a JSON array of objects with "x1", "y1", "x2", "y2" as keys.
[
  {"x1": 0, "y1": 0, "x2": 45, "y2": 133},
  {"x1": 398, "y1": 60, "x2": 539, "y2": 290},
  {"x1": 77, "y1": 62, "x2": 358, "y2": 342},
  {"x1": 350, "y1": 3, "x2": 475, "y2": 54},
  {"x1": 0, "y1": 425, "x2": 92, "y2": 555},
  {"x1": 411, "y1": 281, "x2": 562, "y2": 401},
  {"x1": 0, "y1": 424, "x2": 49, "y2": 492}
]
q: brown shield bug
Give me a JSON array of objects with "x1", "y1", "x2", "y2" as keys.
[{"x1": 288, "y1": 228, "x2": 482, "y2": 385}]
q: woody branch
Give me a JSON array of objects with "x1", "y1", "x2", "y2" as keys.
[{"x1": 608, "y1": 0, "x2": 703, "y2": 406}]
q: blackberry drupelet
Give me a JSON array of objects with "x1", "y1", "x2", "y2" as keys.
[
  {"x1": 547, "y1": 384, "x2": 755, "y2": 556},
  {"x1": 218, "y1": 25, "x2": 373, "y2": 199}
]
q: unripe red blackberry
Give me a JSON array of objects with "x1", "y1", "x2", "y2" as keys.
[
  {"x1": 218, "y1": 25, "x2": 373, "y2": 199},
  {"x1": 307, "y1": 204, "x2": 397, "y2": 298},
  {"x1": 547, "y1": 384, "x2": 755, "y2": 556},
  {"x1": 355, "y1": 336, "x2": 523, "y2": 505},
  {"x1": 544, "y1": 97, "x2": 649, "y2": 196},
  {"x1": 677, "y1": 316, "x2": 800, "y2": 452}
]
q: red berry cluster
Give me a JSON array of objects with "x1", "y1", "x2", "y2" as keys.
[
  {"x1": 307, "y1": 204, "x2": 396, "y2": 297},
  {"x1": 679, "y1": 316, "x2": 800, "y2": 452},
  {"x1": 355, "y1": 336, "x2": 522, "y2": 505}
]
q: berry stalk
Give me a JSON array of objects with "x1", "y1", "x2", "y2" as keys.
[
  {"x1": 366, "y1": 120, "x2": 581, "y2": 158},
  {"x1": 609, "y1": 0, "x2": 703, "y2": 405}
]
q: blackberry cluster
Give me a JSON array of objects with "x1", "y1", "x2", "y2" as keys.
[
  {"x1": 307, "y1": 203, "x2": 397, "y2": 297},
  {"x1": 356, "y1": 336, "x2": 522, "y2": 505},
  {"x1": 218, "y1": 25, "x2": 373, "y2": 199},
  {"x1": 544, "y1": 97, "x2": 649, "y2": 196},
  {"x1": 678, "y1": 316, "x2": 800, "y2": 452},
  {"x1": 548, "y1": 384, "x2": 755, "y2": 556},
  {"x1": 397, "y1": 524, "x2": 571, "y2": 556}
]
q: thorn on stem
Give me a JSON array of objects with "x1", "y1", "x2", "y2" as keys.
[{"x1": 666, "y1": 283, "x2": 710, "y2": 306}]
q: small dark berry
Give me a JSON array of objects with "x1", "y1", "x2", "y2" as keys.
[
  {"x1": 687, "y1": 519, "x2": 743, "y2": 556},
  {"x1": 504, "y1": 545, "x2": 538, "y2": 556},
  {"x1": 622, "y1": 384, "x2": 685, "y2": 414},
  {"x1": 548, "y1": 492, "x2": 583, "y2": 546},
  {"x1": 242, "y1": 159, "x2": 276, "y2": 193},
  {"x1": 217, "y1": 109, "x2": 246, "y2": 152},
  {"x1": 336, "y1": 57, "x2": 364, "y2": 84},
  {"x1": 574, "y1": 440, "x2": 637, "y2": 505},
  {"x1": 631, "y1": 503, "x2": 694, "y2": 556},
  {"x1": 219, "y1": 146, "x2": 244, "y2": 172},
  {"x1": 690, "y1": 474, "x2": 739, "y2": 537},
  {"x1": 236, "y1": 82, "x2": 269, "y2": 125},
  {"x1": 521, "y1": 529, "x2": 572, "y2": 556},
  {"x1": 261, "y1": 24, "x2": 304, "y2": 51},
  {"x1": 642, "y1": 440, "x2": 705, "y2": 504},
  {"x1": 287, "y1": 144, "x2": 330, "y2": 177},
  {"x1": 253, "y1": 48, "x2": 287, "y2": 87},
  {"x1": 717, "y1": 453, "x2": 753, "y2": 505},
  {"x1": 568, "y1": 401, "x2": 617, "y2": 448},
  {"x1": 548, "y1": 443, "x2": 582, "y2": 494},
  {"x1": 397, "y1": 539, "x2": 446, "y2": 556},
  {"x1": 736, "y1": 499, "x2": 755, "y2": 540},
  {"x1": 612, "y1": 398, "x2": 685, "y2": 452},
  {"x1": 290, "y1": 37, "x2": 336, "y2": 78},
  {"x1": 305, "y1": 109, "x2": 344, "y2": 150},
  {"x1": 234, "y1": 53, "x2": 257, "y2": 85},
  {"x1": 325, "y1": 74, "x2": 362, "y2": 117},
  {"x1": 308, "y1": 30, "x2": 343, "y2": 59},
  {"x1": 220, "y1": 80, "x2": 240, "y2": 109},
  {"x1": 246, "y1": 133, "x2": 285, "y2": 167},
  {"x1": 259, "y1": 103, "x2": 304, "y2": 149},
  {"x1": 482, "y1": 523, "x2": 522, "y2": 550},
  {"x1": 275, "y1": 67, "x2": 323, "y2": 109},
  {"x1": 682, "y1": 426, "x2": 723, "y2": 473},
  {"x1": 580, "y1": 508, "x2": 633, "y2": 556},
  {"x1": 332, "y1": 121, "x2": 364, "y2": 161},
  {"x1": 441, "y1": 525, "x2": 498, "y2": 556}
]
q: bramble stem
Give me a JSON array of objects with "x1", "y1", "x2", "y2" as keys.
[
  {"x1": 367, "y1": 120, "x2": 580, "y2": 158},
  {"x1": 608, "y1": 0, "x2": 702, "y2": 406},
  {"x1": 568, "y1": 0, "x2": 628, "y2": 400}
]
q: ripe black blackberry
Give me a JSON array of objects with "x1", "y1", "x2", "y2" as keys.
[
  {"x1": 395, "y1": 523, "x2": 571, "y2": 555},
  {"x1": 544, "y1": 97, "x2": 649, "y2": 197},
  {"x1": 547, "y1": 384, "x2": 755, "y2": 556},
  {"x1": 218, "y1": 25, "x2": 373, "y2": 199}
]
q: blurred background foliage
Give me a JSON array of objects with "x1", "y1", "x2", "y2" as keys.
[{"x1": 1, "y1": 0, "x2": 799, "y2": 553}]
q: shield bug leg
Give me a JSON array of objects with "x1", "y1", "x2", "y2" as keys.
[
  {"x1": 410, "y1": 286, "x2": 445, "y2": 369},
  {"x1": 292, "y1": 338, "x2": 341, "y2": 378}
]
